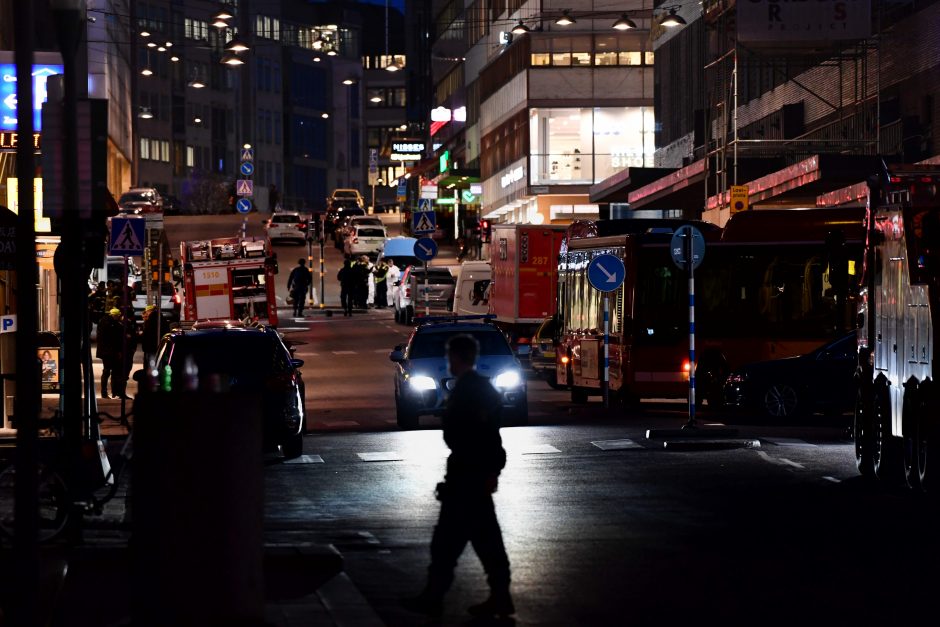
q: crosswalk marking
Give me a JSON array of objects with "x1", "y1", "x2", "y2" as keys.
[
  {"x1": 592, "y1": 439, "x2": 642, "y2": 451},
  {"x1": 518, "y1": 444, "x2": 561, "y2": 455},
  {"x1": 357, "y1": 451, "x2": 404, "y2": 462},
  {"x1": 284, "y1": 455, "x2": 324, "y2": 464}
]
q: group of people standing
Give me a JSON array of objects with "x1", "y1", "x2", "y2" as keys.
[
  {"x1": 88, "y1": 280, "x2": 162, "y2": 399},
  {"x1": 337, "y1": 255, "x2": 397, "y2": 316}
]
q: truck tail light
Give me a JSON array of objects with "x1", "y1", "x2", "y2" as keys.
[{"x1": 173, "y1": 293, "x2": 181, "y2": 304}]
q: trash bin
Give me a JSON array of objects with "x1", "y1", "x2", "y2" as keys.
[{"x1": 131, "y1": 390, "x2": 264, "y2": 626}]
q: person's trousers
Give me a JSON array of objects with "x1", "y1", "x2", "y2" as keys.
[
  {"x1": 100, "y1": 357, "x2": 117, "y2": 397},
  {"x1": 291, "y1": 289, "x2": 306, "y2": 316},
  {"x1": 374, "y1": 284, "x2": 387, "y2": 307},
  {"x1": 340, "y1": 288, "x2": 353, "y2": 315},
  {"x1": 426, "y1": 489, "x2": 511, "y2": 597}
]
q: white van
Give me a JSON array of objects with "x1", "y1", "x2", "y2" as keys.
[
  {"x1": 451, "y1": 260, "x2": 491, "y2": 316},
  {"x1": 88, "y1": 255, "x2": 141, "y2": 290}
]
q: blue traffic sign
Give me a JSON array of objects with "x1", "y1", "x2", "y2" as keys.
[
  {"x1": 588, "y1": 254, "x2": 625, "y2": 292},
  {"x1": 413, "y1": 237, "x2": 438, "y2": 261},
  {"x1": 109, "y1": 217, "x2": 146, "y2": 256},
  {"x1": 240, "y1": 161, "x2": 254, "y2": 176},
  {"x1": 670, "y1": 225, "x2": 706, "y2": 271},
  {"x1": 413, "y1": 210, "x2": 436, "y2": 234},
  {"x1": 236, "y1": 198, "x2": 252, "y2": 214}
]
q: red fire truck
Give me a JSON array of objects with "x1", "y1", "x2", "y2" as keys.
[
  {"x1": 487, "y1": 224, "x2": 567, "y2": 358},
  {"x1": 854, "y1": 164, "x2": 940, "y2": 490},
  {"x1": 179, "y1": 236, "x2": 279, "y2": 326}
]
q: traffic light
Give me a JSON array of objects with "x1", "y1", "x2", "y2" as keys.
[{"x1": 480, "y1": 220, "x2": 490, "y2": 243}]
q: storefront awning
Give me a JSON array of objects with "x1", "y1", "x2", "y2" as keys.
[
  {"x1": 705, "y1": 154, "x2": 882, "y2": 210},
  {"x1": 816, "y1": 154, "x2": 940, "y2": 207},
  {"x1": 588, "y1": 167, "x2": 676, "y2": 204}
]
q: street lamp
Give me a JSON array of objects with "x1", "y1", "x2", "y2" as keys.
[
  {"x1": 660, "y1": 8, "x2": 687, "y2": 27},
  {"x1": 555, "y1": 10, "x2": 575, "y2": 26},
  {"x1": 225, "y1": 38, "x2": 249, "y2": 53},
  {"x1": 138, "y1": 106, "x2": 154, "y2": 119},
  {"x1": 342, "y1": 77, "x2": 356, "y2": 85},
  {"x1": 187, "y1": 78, "x2": 206, "y2": 88},
  {"x1": 612, "y1": 14, "x2": 638, "y2": 30},
  {"x1": 221, "y1": 53, "x2": 245, "y2": 66},
  {"x1": 511, "y1": 20, "x2": 531, "y2": 35}
]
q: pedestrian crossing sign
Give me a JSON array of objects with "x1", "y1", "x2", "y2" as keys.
[
  {"x1": 413, "y1": 210, "x2": 436, "y2": 234},
  {"x1": 236, "y1": 179, "x2": 254, "y2": 197},
  {"x1": 109, "y1": 217, "x2": 145, "y2": 256}
]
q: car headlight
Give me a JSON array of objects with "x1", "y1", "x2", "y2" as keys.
[
  {"x1": 408, "y1": 375, "x2": 437, "y2": 391},
  {"x1": 492, "y1": 370, "x2": 522, "y2": 389}
]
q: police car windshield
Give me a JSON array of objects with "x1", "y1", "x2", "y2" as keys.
[{"x1": 409, "y1": 329, "x2": 512, "y2": 359}]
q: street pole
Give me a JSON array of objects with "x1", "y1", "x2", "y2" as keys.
[
  {"x1": 424, "y1": 260, "x2": 430, "y2": 318},
  {"x1": 602, "y1": 293, "x2": 609, "y2": 409},
  {"x1": 685, "y1": 230, "x2": 697, "y2": 429},
  {"x1": 13, "y1": 1, "x2": 40, "y2": 622},
  {"x1": 319, "y1": 229, "x2": 326, "y2": 309},
  {"x1": 53, "y1": 0, "x2": 87, "y2": 495},
  {"x1": 306, "y1": 234, "x2": 314, "y2": 311}
]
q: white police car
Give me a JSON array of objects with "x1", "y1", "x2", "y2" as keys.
[{"x1": 389, "y1": 316, "x2": 528, "y2": 430}]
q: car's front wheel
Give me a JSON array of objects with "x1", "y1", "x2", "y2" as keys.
[{"x1": 762, "y1": 382, "x2": 802, "y2": 419}]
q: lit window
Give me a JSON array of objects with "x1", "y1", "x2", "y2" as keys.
[{"x1": 186, "y1": 146, "x2": 195, "y2": 168}]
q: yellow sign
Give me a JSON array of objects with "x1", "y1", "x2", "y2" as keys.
[
  {"x1": 6, "y1": 177, "x2": 50, "y2": 232},
  {"x1": 730, "y1": 185, "x2": 749, "y2": 214}
]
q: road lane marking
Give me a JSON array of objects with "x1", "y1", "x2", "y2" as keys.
[
  {"x1": 592, "y1": 439, "x2": 642, "y2": 450},
  {"x1": 757, "y1": 451, "x2": 805, "y2": 469},
  {"x1": 761, "y1": 438, "x2": 816, "y2": 447},
  {"x1": 283, "y1": 455, "x2": 324, "y2": 464},
  {"x1": 822, "y1": 476, "x2": 841, "y2": 483},
  {"x1": 357, "y1": 451, "x2": 404, "y2": 462}
]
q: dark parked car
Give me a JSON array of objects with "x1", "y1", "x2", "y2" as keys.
[
  {"x1": 723, "y1": 332, "x2": 857, "y2": 421},
  {"x1": 389, "y1": 318, "x2": 527, "y2": 429},
  {"x1": 154, "y1": 322, "x2": 306, "y2": 458}
]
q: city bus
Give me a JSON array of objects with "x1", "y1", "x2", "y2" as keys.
[{"x1": 556, "y1": 208, "x2": 866, "y2": 406}]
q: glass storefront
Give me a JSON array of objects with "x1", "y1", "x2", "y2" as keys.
[{"x1": 529, "y1": 107, "x2": 655, "y2": 186}]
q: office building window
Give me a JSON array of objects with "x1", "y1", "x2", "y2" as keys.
[{"x1": 186, "y1": 146, "x2": 195, "y2": 168}]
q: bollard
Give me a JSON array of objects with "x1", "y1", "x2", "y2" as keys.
[{"x1": 131, "y1": 390, "x2": 264, "y2": 626}]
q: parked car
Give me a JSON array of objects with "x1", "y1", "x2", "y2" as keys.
[
  {"x1": 451, "y1": 261, "x2": 491, "y2": 316},
  {"x1": 327, "y1": 188, "x2": 364, "y2": 210},
  {"x1": 153, "y1": 323, "x2": 306, "y2": 458},
  {"x1": 118, "y1": 187, "x2": 163, "y2": 214},
  {"x1": 132, "y1": 280, "x2": 182, "y2": 326},
  {"x1": 389, "y1": 318, "x2": 528, "y2": 429},
  {"x1": 393, "y1": 265, "x2": 456, "y2": 325},
  {"x1": 340, "y1": 216, "x2": 383, "y2": 241},
  {"x1": 325, "y1": 206, "x2": 366, "y2": 238},
  {"x1": 530, "y1": 315, "x2": 563, "y2": 389},
  {"x1": 161, "y1": 194, "x2": 183, "y2": 215},
  {"x1": 344, "y1": 224, "x2": 388, "y2": 258},
  {"x1": 265, "y1": 211, "x2": 307, "y2": 244},
  {"x1": 722, "y1": 332, "x2": 857, "y2": 421}
]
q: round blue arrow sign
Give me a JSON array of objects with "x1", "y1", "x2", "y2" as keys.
[
  {"x1": 670, "y1": 225, "x2": 705, "y2": 271},
  {"x1": 236, "y1": 198, "x2": 252, "y2": 214},
  {"x1": 240, "y1": 161, "x2": 255, "y2": 176},
  {"x1": 588, "y1": 254, "x2": 625, "y2": 292},
  {"x1": 413, "y1": 237, "x2": 438, "y2": 262}
]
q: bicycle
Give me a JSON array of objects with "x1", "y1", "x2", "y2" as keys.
[{"x1": 0, "y1": 410, "x2": 133, "y2": 544}]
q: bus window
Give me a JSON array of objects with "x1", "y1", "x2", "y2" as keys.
[{"x1": 634, "y1": 248, "x2": 683, "y2": 345}]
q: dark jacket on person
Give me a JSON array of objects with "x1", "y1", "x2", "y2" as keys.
[
  {"x1": 96, "y1": 314, "x2": 123, "y2": 360},
  {"x1": 442, "y1": 369, "x2": 506, "y2": 483},
  {"x1": 287, "y1": 264, "x2": 312, "y2": 294},
  {"x1": 141, "y1": 310, "x2": 160, "y2": 356},
  {"x1": 338, "y1": 262, "x2": 357, "y2": 288}
]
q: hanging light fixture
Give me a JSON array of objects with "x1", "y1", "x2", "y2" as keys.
[
  {"x1": 511, "y1": 20, "x2": 531, "y2": 35},
  {"x1": 212, "y1": 17, "x2": 229, "y2": 28},
  {"x1": 370, "y1": 94, "x2": 383, "y2": 103},
  {"x1": 146, "y1": 41, "x2": 156, "y2": 48},
  {"x1": 326, "y1": 49, "x2": 337, "y2": 56},
  {"x1": 383, "y1": 0, "x2": 401, "y2": 72},
  {"x1": 321, "y1": 112, "x2": 330, "y2": 119},
  {"x1": 342, "y1": 77, "x2": 356, "y2": 85},
  {"x1": 225, "y1": 38, "x2": 249, "y2": 53},
  {"x1": 612, "y1": 14, "x2": 637, "y2": 30},
  {"x1": 555, "y1": 10, "x2": 575, "y2": 26},
  {"x1": 193, "y1": 116, "x2": 202, "y2": 124},
  {"x1": 138, "y1": 107, "x2": 153, "y2": 119},
  {"x1": 212, "y1": 6, "x2": 234, "y2": 22},
  {"x1": 140, "y1": 66, "x2": 153, "y2": 77},
  {"x1": 170, "y1": 55, "x2": 180, "y2": 62},
  {"x1": 660, "y1": 8, "x2": 687, "y2": 27},
  {"x1": 221, "y1": 53, "x2": 245, "y2": 66},
  {"x1": 187, "y1": 77, "x2": 206, "y2": 88},
  {"x1": 140, "y1": 30, "x2": 150, "y2": 38}
]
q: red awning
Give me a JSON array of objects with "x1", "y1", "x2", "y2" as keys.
[
  {"x1": 816, "y1": 154, "x2": 940, "y2": 207},
  {"x1": 627, "y1": 159, "x2": 707, "y2": 210},
  {"x1": 588, "y1": 167, "x2": 676, "y2": 204}
]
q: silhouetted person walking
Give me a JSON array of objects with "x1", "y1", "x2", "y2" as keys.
[
  {"x1": 287, "y1": 258, "x2": 312, "y2": 317},
  {"x1": 337, "y1": 258, "x2": 356, "y2": 316},
  {"x1": 402, "y1": 334, "x2": 513, "y2": 619}
]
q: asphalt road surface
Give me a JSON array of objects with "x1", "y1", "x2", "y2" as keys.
[{"x1": 164, "y1": 214, "x2": 940, "y2": 626}]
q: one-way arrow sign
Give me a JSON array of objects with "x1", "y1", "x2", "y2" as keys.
[{"x1": 588, "y1": 254, "x2": 625, "y2": 292}]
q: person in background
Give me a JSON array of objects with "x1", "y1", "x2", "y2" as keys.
[
  {"x1": 338, "y1": 257, "x2": 356, "y2": 316},
  {"x1": 115, "y1": 306, "x2": 139, "y2": 400},
  {"x1": 287, "y1": 258, "x2": 312, "y2": 317},
  {"x1": 140, "y1": 304, "x2": 161, "y2": 368},
  {"x1": 373, "y1": 259, "x2": 390, "y2": 309},
  {"x1": 96, "y1": 308, "x2": 124, "y2": 399},
  {"x1": 386, "y1": 259, "x2": 401, "y2": 308},
  {"x1": 353, "y1": 255, "x2": 372, "y2": 310},
  {"x1": 88, "y1": 281, "x2": 108, "y2": 327}
]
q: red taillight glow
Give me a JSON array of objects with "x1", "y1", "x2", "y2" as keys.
[
  {"x1": 298, "y1": 222, "x2": 306, "y2": 230},
  {"x1": 682, "y1": 360, "x2": 691, "y2": 372},
  {"x1": 173, "y1": 293, "x2": 181, "y2": 304},
  {"x1": 516, "y1": 337, "x2": 530, "y2": 345},
  {"x1": 560, "y1": 356, "x2": 569, "y2": 364}
]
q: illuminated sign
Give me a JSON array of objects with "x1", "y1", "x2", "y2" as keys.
[
  {"x1": 435, "y1": 197, "x2": 456, "y2": 205},
  {"x1": 0, "y1": 131, "x2": 41, "y2": 150},
  {"x1": 500, "y1": 166, "x2": 524, "y2": 189},
  {"x1": 6, "y1": 177, "x2": 50, "y2": 233},
  {"x1": 430, "y1": 106, "x2": 451, "y2": 122},
  {"x1": 390, "y1": 152, "x2": 421, "y2": 161},
  {"x1": 439, "y1": 150, "x2": 450, "y2": 174},
  {"x1": 0, "y1": 64, "x2": 64, "y2": 131},
  {"x1": 453, "y1": 106, "x2": 466, "y2": 122},
  {"x1": 393, "y1": 142, "x2": 424, "y2": 153}
]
